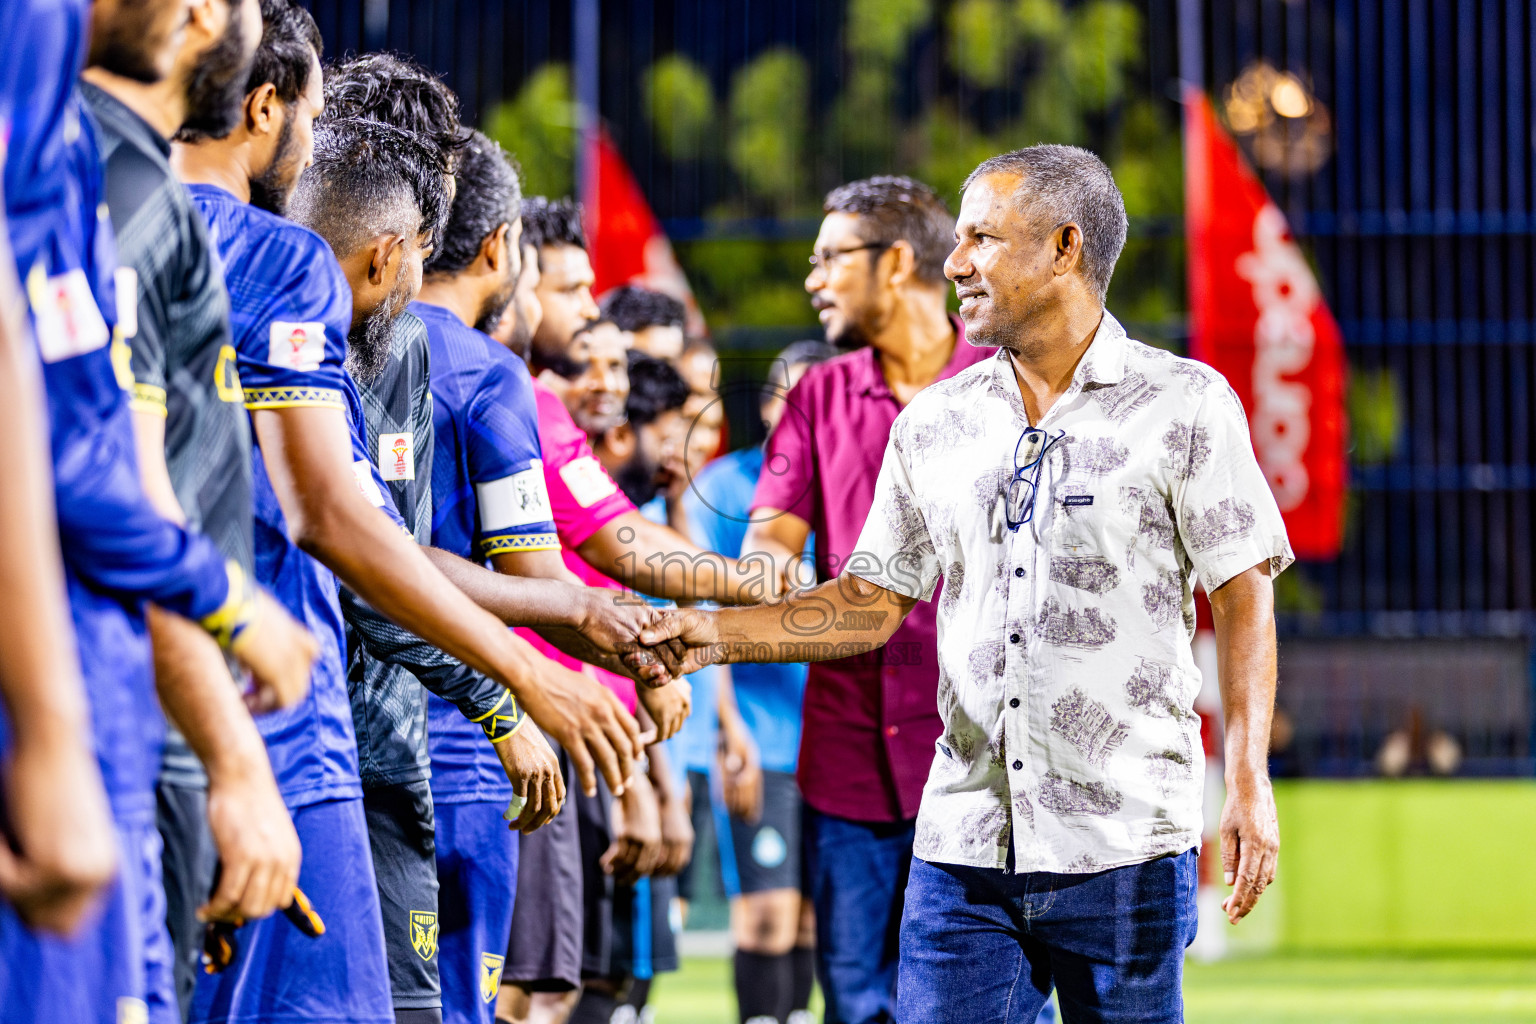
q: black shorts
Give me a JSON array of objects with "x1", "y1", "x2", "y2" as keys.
[
  {"x1": 575, "y1": 771, "x2": 616, "y2": 979},
  {"x1": 363, "y1": 778, "x2": 442, "y2": 1013},
  {"x1": 715, "y1": 769, "x2": 803, "y2": 897},
  {"x1": 157, "y1": 780, "x2": 217, "y2": 1022},
  {"x1": 504, "y1": 739, "x2": 584, "y2": 992},
  {"x1": 609, "y1": 873, "x2": 680, "y2": 979},
  {"x1": 674, "y1": 769, "x2": 714, "y2": 904}
]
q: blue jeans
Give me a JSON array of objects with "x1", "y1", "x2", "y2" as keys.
[
  {"x1": 804, "y1": 810, "x2": 915, "y2": 1024},
  {"x1": 897, "y1": 850, "x2": 1198, "y2": 1024}
]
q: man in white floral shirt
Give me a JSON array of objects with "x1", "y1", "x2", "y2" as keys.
[{"x1": 639, "y1": 144, "x2": 1290, "y2": 1023}]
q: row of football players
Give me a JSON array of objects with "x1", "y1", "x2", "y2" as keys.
[{"x1": 0, "y1": 1, "x2": 774, "y2": 1022}]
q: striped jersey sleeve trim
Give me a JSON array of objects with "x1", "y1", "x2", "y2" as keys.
[
  {"x1": 243, "y1": 386, "x2": 347, "y2": 410},
  {"x1": 479, "y1": 532, "x2": 562, "y2": 556}
]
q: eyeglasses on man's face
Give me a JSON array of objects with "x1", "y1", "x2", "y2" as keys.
[{"x1": 807, "y1": 242, "x2": 889, "y2": 271}]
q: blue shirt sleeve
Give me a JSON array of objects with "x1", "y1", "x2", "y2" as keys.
[
  {"x1": 465, "y1": 353, "x2": 558, "y2": 557},
  {"x1": 33, "y1": 102, "x2": 236, "y2": 626},
  {"x1": 232, "y1": 233, "x2": 352, "y2": 414},
  {"x1": 51, "y1": 381, "x2": 235, "y2": 623}
]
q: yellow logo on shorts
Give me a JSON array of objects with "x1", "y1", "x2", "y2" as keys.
[
  {"x1": 117, "y1": 997, "x2": 148, "y2": 1024},
  {"x1": 480, "y1": 952, "x2": 506, "y2": 1002},
  {"x1": 410, "y1": 910, "x2": 439, "y2": 961}
]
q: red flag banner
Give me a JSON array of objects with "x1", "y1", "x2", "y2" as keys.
[
  {"x1": 581, "y1": 126, "x2": 705, "y2": 335},
  {"x1": 1183, "y1": 86, "x2": 1347, "y2": 560}
]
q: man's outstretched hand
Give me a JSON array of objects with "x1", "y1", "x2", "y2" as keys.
[
  {"x1": 540, "y1": 591, "x2": 695, "y2": 688},
  {"x1": 626, "y1": 608, "x2": 721, "y2": 680}
]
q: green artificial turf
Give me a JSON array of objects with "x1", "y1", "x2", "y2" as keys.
[{"x1": 648, "y1": 954, "x2": 1536, "y2": 1023}]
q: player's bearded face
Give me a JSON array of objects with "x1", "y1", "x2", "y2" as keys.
[
  {"x1": 249, "y1": 113, "x2": 299, "y2": 215},
  {"x1": 474, "y1": 252, "x2": 520, "y2": 336},
  {"x1": 179, "y1": 0, "x2": 255, "y2": 139},
  {"x1": 346, "y1": 259, "x2": 413, "y2": 386}
]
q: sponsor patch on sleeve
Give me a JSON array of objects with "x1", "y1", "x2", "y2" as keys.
[
  {"x1": 267, "y1": 321, "x2": 327, "y2": 372},
  {"x1": 352, "y1": 460, "x2": 387, "y2": 507},
  {"x1": 378, "y1": 432, "x2": 414, "y2": 482},
  {"x1": 27, "y1": 265, "x2": 109, "y2": 363},
  {"x1": 558, "y1": 456, "x2": 619, "y2": 509},
  {"x1": 477, "y1": 462, "x2": 555, "y2": 532}
]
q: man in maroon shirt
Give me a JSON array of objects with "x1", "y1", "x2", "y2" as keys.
[{"x1": 745, "y1": 177, "x2": 993, "y2": 1024}]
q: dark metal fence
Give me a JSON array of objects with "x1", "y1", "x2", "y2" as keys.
[{"x1": 295, "y1": 0, "x2": 1536, "y2": 772}]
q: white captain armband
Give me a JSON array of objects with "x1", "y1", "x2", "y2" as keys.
[{"x1": 476, "y1": 463, "x2": 554, "y2": 531}]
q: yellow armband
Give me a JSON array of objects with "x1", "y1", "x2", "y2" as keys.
[
  {"x1": 200, "y1": 560, "x2": 258, "y2": 650},
  {"x1": 471, "y1": 691, "x2": 527, "y2": 744}
]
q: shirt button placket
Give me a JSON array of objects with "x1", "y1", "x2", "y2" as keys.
[{"x1": 1001, "y1": 524, "x2": 1033, "y2": 868}]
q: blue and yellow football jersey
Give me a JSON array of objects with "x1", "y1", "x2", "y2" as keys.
[
  {"x1": 416, "y1": 299, "x2": 555, "y2": 803},
  {"x1": 6, "y1": 1, "x2": 235, "y2": 826},
  {"x1": 2, "y1": 3, "x2": 235, "y2": 1019},
  {"x1": 190, "y1": 182, "x2": 405, "y2": 810}
]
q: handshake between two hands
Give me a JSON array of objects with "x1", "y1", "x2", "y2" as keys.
[
  {"x1": 499, "y1": 599, "x2": 727, "y2": 835},
  {"x1": 613, "y1": 605, "x2": 722, "y2": 687}
]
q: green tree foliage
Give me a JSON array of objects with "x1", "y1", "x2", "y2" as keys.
[
  {"x1": 644, "y1": 54, "x2": 715, "y2": 161},
  {"x1": 480, "y1": 2, "x2": 1188, "y2": 335},
  {"x1": 1014, "y1": 0, "x2": 1068, "y2": 44},
  {"x1": 846, "y1": 0, "x2": 932, "y2": 63},
  {"x1": 482, "y1": 64, "x2": 576, "y2": 199},
  {"x1": 1347, "y1": 367, "x2": 1402, "y2": 465},
  {"x1": 948, "y1": 0, "x2": 1016, "y2": 89},
  {"x1": 728, "y1": 49, "x2": 811, "y2": 214},
  {"x1": 1059, "y1": 0, "x2": 1143, "y2": 111}
]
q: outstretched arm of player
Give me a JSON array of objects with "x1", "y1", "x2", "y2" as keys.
[
  {"x1": 0, "y1": 208, "x2": 117, "y2": 935},
  {"x1": 252, "y1": 403, "x2": 640, "y2": 796},
  {"x1": 633, "y1": 571, "x2": 919, "y2": 675},
  {"x1": 577, "y1": 510, "x2": 780, "y2": 607},
  {"x1": 421, "y1": 546, "x2": 688, "y2": 684}
]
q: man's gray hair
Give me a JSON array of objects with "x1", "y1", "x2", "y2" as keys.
[{"x1": 964, "y1": 144, "x2": 1128, "y2": 302}]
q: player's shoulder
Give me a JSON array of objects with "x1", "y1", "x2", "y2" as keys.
[
  {"x1": 474, "y1": 331, "x2": 537, "y2": 403},
  {"x1": 413, "y1": 300, "x2": 484, "y2": 357},
  {"x1": 194, "y1": 188, "x2": 335, "y2": 274},
  {"x1": 251, "y1": 212, "x2": 336, "y2": 271}
]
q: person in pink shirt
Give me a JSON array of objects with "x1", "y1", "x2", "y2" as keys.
[{"x1": 498, "y1": 199, "x2": 764, "y2": 1024}]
